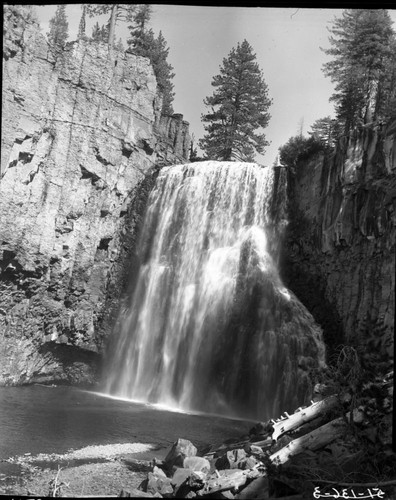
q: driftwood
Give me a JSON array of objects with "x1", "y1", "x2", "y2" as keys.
[
  {"x1": 235, "y1": 475, "x2": 269, "y2": 499},
  {"x1": 271, "y1": 396, "x2": 338, "y2": 441},
  {"x1": 215, "y1": 439, "x2": 251, "y2": 452},
  {"x1": 197, "y1": 471, "x2": 248, "y2": 496},
  {"x1": 198, "y1": 467, "x2": 265, "y2": 497},
  {"x1": 251, "y1": 437, "x2": 273, "y2": 448},
  {"x1": 270, "y1": 417, "x2": 347, "y2": 465}
]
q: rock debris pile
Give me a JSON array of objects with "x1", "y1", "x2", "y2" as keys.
[{"x1": 121, "y1": 371, "x2": 394, "y2": 499}]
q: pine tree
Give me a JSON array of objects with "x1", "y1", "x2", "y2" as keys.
[
  {"x1": 151, "y1": 31, "x2": 175, "y2": 115},
  {"x1": 77, "y1": 4, "x2": 86, "y2": 41},
  {"x1": 308, "y1": 116, "x2": 341, "y2": 148},
  {"x1": 199, "y1": 40, "x2": 272, "y2": 162},
  {"x1": 47, "y1": 4, "x2": 69, "y2": 49},
  {"x1": 101, "y1": 21, "x2": 110, "y2": 44},
  {"x1": 127, "y1": 11, "x2": 175, "y2": 116},
  {"x1": 322, "y1": 9, "x2": 395, "y2": 133},
  {"x1": 91, "y1": 22, "x2": 102, "y2": 42},
  {"x1": 272, "y1": 155, "x2": 280, "y2": 167},
  {"x1": 86, "y1": 4, "x2": 136, "y2": 48},
  {"x1": 297, "y1": 117, "x2": 304, "y2": 138},
  {"x1": 382, "y1": 38, "x2": 396, "y2": 119},
  {"x1": 127, "y1": 4, "x2": 152, "y2": 54},
  {"x1": 127, "y1": 26, "x2": 156, "y2": 58},
  {"x1": 278, "y1": 135, "x2": 324, "y2": 169},
  {"x1": 116, "y1": 38, "x2": 125, "y2": 52}
]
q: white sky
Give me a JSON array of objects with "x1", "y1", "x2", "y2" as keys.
[{"x1": 34, "y1": 5, "x2": 396, "y2": 166}]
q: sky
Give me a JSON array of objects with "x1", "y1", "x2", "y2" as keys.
[{"x1": 34, "y1": 5, "x2": 396, "y2": 166}]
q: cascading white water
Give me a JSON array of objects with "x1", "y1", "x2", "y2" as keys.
[{"x1": 104, "y1": 161, "x2": 325, "y2": 420}]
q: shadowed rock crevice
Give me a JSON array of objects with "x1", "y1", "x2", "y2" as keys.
[{"x1": 282, "y1": 119, "x2": 395, "y2": 365}]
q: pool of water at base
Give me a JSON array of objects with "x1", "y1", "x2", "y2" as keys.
[{"x1": 0, "y1": 386, "x2": 253, "y2": 463}]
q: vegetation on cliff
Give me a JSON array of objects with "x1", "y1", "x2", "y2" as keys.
[
  {"x1": 278, "y1": 135, "x2": 324, "y2": 169},
  {"x1": 77, "y1": 5, "x2": 86, "y2": 41},
  {"x1": 83, "y1": 4, "x2": 175, "y2": 115},
  {"x1": 47, "y1": 4, "x2": 69, "y2": 50},
  {"x1": 199, "y1": 40, "x2": 272, "y2": 162},
  {"x1": 276, "y1": 10, "x2": 395, "y2": 489},
  {"x1": 127, "y1": 23, "x2": 175, "y2": 115},
  {"x1": 322, "y1": 9, "x2": 396, "y2": 134},
  {"x1": 279, "y1": 8, "x2": 396, "y2": 166},
  {"x1": 85, "y1": 4, "x2": 135, "y2": 47}
]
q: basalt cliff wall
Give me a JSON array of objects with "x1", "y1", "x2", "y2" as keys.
[
  {"x1": 0, "y1": 6, "x2": 190, "y2": 385},
  {"x1": 283, "y1": 120, "x2": 395, "y2": 366}
]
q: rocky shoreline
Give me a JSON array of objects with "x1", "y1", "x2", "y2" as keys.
[
  {"x1": 1, "y1": 369, "x2": 394, "y2": 499},
  {"x1": 0, "y1": 442, "x2": 165, "y2": 497}
]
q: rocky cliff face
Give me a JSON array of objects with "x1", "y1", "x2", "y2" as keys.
[
  {"x1": 283, "y1": 120, "x2": 395, "y2": 366},
  {"x1": 0, "y1": 6, "x2": 190, "y2": 385}
]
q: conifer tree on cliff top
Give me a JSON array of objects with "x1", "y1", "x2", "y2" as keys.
[
  {"x1": 148, "y1": 31, "x2": 175, "y2": 115},
  {"x1": 86, "y1": 4, "x2": 136, "y2": 48},
  {"x1": 199, "y1": 40, "x2": 272, "y2": 162},
  {"x1": 322, "y1": 9, "x2": 395, "y2": 133},
  {"x1": 77, "y1": 4, "x2": 86, "y2": 41},
  {"x1": 127, "y1": 7, "x2": 175, "y2": 115},
  {"x1": 47, "y1": 4, "x2": 69, "y2": 48},
  {"x1": 127, "y1": 4, "x2": 152, "y2": 54}
]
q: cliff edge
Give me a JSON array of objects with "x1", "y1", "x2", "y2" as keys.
[
  {"x1": 284, "y1": 119, "x2": 395, "y2": 367},
  {"x1": 0, "y1": 6, "x2": 190, "y2": 385}
]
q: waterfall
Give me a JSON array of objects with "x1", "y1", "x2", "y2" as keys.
[{"x1": 104, "y1": 161, "x2": 325, "y2": 420}]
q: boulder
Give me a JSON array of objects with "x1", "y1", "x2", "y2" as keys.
[
  {"x1": 249, "y1": 444, "x2": 266, "y2": 458},
  {"x1": 165, "y1": 438, "x2": 197, "y2": 468},
  {"x1": 171, "y1": 467, "x2": 205, "y2": 498},
  {"x1": 144, "y1": 470, "x2": 173, "y2": 498},
  {"x1": 183, "y1": 456, "x2": 211, "y2": 473},
  {"x1": 171, "y1": 468, "x2": 193, "y2": 489},
  {"x1": 215, "y1": 448, "x2": 247, "y2": 469}
]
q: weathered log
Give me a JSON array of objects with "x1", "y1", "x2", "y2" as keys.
[
  {"x1": 235, "y1": 475, "x2": 269, "y2": 499},
  {"x1": 271, "y1": 396, "x2": 338, "y2": 441},
  {"x1": 250, "y1": 437, "x2": 273, "y2": 448},
  {"x1": 270, "y1": 417, "x2": 347, "y2": 465},
  {"x1": 281, "y1": 415, "x2": 327, "y2": 440},
  {"x1": 198, "y1": 470, "x2": 248, "y2": 496},
  {"x1": 215, "y1": 440, "x2": 251, "y2": 453}
]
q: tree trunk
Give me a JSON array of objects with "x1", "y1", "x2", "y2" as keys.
[
  {"x1": 271, "y1": 396, "x2": 339, "y2": 441},
  {"x1": 269, "y1": 417, "x2": 347, "y2": 465},
  {"x1": 108, "y1": 4, "x2": 117, "y2": 48},
  {"x1": 235, "y1": 475, "x2": 269, "y2": 499}
]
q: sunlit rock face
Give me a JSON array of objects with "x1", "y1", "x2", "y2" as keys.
[
  {"x1": 0, "y1": 5, "x2": 190, "y2": 385},
  {"x1": 105, "y1": 161, "x2": 325, "y2": 420}
]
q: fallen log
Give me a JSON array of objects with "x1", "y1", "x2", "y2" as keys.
[
  {"x1": 271, "y1": 396, "x2": 338, "y2": 441},
  {"x1": 215, "y1": 439, "x2": 251, "y2": 453},
  {"x1": 197, "y1": 475, "x2": 247, "y2": 496},
  {"x1": 197, "y1": 469, "x2": 254, "y2": 497},
  {"x1": 250, "y1": 437, "x2": 273, "y2": 448},
  {"x1": 235, "y1": 475, "x2": 269, "y2": 499},
  {"x1": 270, "y1": 417, "x2": 347, "y2": 465}
]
